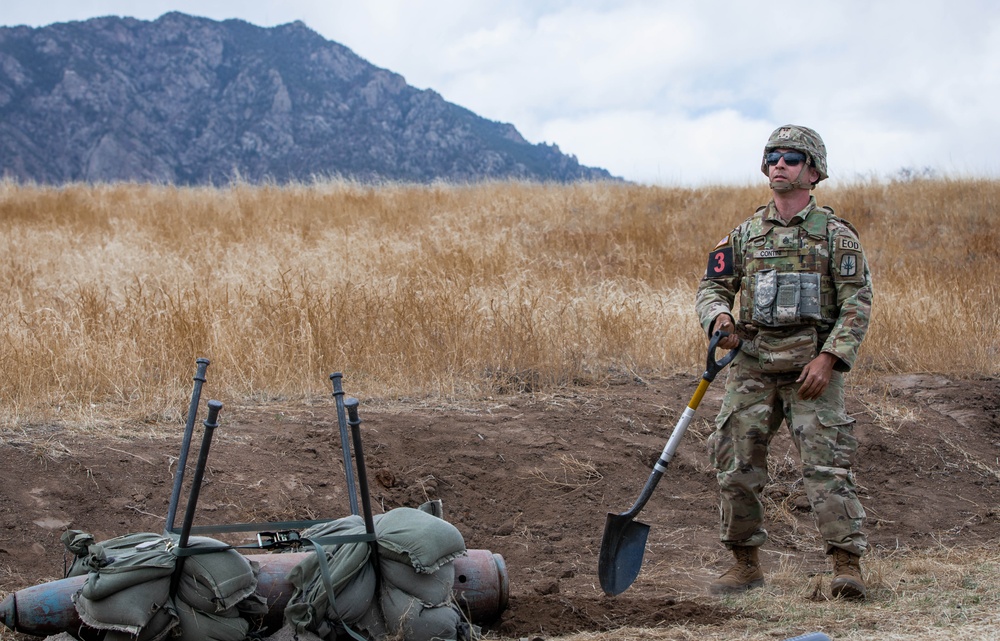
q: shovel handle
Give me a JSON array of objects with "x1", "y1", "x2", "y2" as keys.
[
  {"x1": 628, "y1": 332, "x2": 741, "y2": 514},
  {"x1": 705, "y1": 330, "x2": 741, "y2": 382},
  {"x1": 600, "y1": 333, "x2": 743, "y2": 595}
]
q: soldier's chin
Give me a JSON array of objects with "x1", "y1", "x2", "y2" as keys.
[{"x1": 769, "y1": 179, "x2": 795, "y2": 193}]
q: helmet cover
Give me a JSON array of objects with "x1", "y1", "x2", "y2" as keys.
[{"x1": 760, "y1": 124, "x2": 828, "y2": 184}]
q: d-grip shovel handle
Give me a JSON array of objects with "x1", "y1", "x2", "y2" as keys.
[{"x1": 705, "y1": 330, "x2": 741, "y2": 383}]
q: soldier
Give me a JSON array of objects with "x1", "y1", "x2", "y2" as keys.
[{"x1": 695, "y1": 125, "x2": 873, "y2": 599}]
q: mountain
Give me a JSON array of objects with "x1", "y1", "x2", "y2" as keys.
[{"x1": 0, "y1": 12, "x2": 618, "y2": 185}]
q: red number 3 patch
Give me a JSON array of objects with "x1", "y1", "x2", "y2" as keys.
[{"x1": 706, "y1": 247, "x2": 734, "y2": 277}]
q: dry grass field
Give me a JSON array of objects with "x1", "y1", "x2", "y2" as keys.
[
  {"x1": 1, "y1": 178, "x2": 997, "y2": 427},
  {"x1": 1, "y1": 178, "x2": 999, "y2": 641}
]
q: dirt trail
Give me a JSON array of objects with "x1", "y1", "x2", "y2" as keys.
[{"x1": 2, "y1": 374, "x2": 998, "y2": 637}]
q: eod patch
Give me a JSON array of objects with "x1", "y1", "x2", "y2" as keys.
[{"x1": 836, "y1": 236, "x2": 863, "y2": 279}]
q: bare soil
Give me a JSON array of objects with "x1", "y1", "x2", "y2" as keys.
[{"x1": 2, "y1": 373, "x2": 999, "y2": 638}]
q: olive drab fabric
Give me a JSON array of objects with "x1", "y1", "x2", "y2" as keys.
[
  {"x1": 60, "y1": 531, "x2": 265, "y2": 641},
  {"x1": 696, "y1": 196, "x2": 871, "y2": 373},
  {"x1": 284, "y1": 503, "x2": 475, "y2": 641},
  {"x1": 706, "y1": 357, "x2": 868, "y2": 556},
  {"x1": 695, "y1": 195, "x2": 873, "y2": 559}
]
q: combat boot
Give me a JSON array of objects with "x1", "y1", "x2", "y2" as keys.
[
  {"x1": 709, "y1": 545, "x2": 764, "y2": 595},
  {"x1": 830, "y1": 548, "x2": 867, "y2": 600}
]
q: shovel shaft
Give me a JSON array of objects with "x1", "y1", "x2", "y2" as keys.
[
  {"x1": 625, "y1": 373, "x2": 712, "y2": 516},
  {"x1": 598, "y1": 331, "x2": 740, "y2": 596},
  {"x1": 653, "y1": 377, "x2": 710, "y2": 474}
]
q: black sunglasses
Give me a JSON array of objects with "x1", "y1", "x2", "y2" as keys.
[{"x1": 764, "y1": 151, "x2": 808, "y2": 166}]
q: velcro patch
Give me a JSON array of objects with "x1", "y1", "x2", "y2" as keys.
[
  {"x1": 754, "y1": 249, "x2": 786, "y2": 259},
  {"x1": 838, "y1": 237, "x2": 861, "y2": 251},
  {"x1": 839, "y1": 252, "x2": 859, "y2": 277},
  {"x1": 713, "y1": 235, "x2": 730, "y2": 249},
  {"x1": 706, "y1": 246, "x2": 734, "y2": 277}
]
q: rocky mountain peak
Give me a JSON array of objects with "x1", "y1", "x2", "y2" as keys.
[{"x1": 0, "y1": 12, "x2": 617, "y2": 184}]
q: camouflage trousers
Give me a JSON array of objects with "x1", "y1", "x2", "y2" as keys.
[{"x1": 708, "y1": 353, "x2": 868, "y2": 557}]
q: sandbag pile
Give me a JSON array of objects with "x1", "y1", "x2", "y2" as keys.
[
  {"x1": 58, "y1": 503, "x2": 476, "y2": 641},
  {"x1": 284, "y1": 504, "x2": 476, "y2": 641},
  {"x1": 61, "y1": 530, "x2": 267, "y2": 641}
]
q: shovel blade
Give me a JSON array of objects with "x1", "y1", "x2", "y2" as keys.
[{"x1": 598, "y1": 512, "x2": 650, "y2": 596}]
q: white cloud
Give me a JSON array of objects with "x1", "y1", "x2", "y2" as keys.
[{"x1": 540, "y1": 109, "x2": 770, "y2": 185}]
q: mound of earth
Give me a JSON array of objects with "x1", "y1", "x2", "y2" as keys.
[{"x1": 1, "y1": 373, "x2": 998, "y2": 637}]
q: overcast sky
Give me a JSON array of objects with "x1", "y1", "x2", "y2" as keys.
[{"x1": 4, "y1": 1, "x2": 999, "y2": 186}]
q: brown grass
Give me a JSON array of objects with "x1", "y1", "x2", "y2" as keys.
[
  {"x1": 1, "y1": 177, "x2": 998, "y2": 640},
  {"x1": 2, "y1": 177, "x2": 996, "y2": 430}
]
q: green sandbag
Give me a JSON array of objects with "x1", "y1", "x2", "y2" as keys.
[
  {"x1": 68, "y1": 530, "x2": 263, "y2": 641},
  {"x1": 81, "y1": 552, "x2": 176, "y2": 601},
  {"x1": 285, "y1": 562, "x2": 376, "y2": 638},
  {"x1": 60, "y1": 530, "x2": 95, "y2": 578},
  {"x1": 75, "y1": 576, "x2": 173, "y2": 636},
  {"x1": 294, "y1": 515, "x2": 372, "y2": 590},
  {"x1": 353, "y1": 600, "x2": 388, "y2": 641},
  {"x1": 285, "y1": 516, "x2": 374, "y2": 635},
  {"x1": 380, "y1": 583, "x2": 463, "y2": 641},
  {"x1": 380, "y1": 557, "x2": 454, "y2": 607},
  {"x1": 65, "y1": 532, "x2": 175, "y2": 599},
  {"x1": 177, "y1": 536, "x2": 259, "y2": 613},
  {"x1": 176, "y1": 599, "x2": 250, "y2": 641},
  {"x1": 326, "y1": 561, "x2": 376, "y2": 624},
  {"x1": 103, "y1": 602, "x2": 178, "y2": 641},
  {"x1": 375, "y1": 507, "x2": 466, "y2": 574}
]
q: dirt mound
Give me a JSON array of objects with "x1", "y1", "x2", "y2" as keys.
[{"x1": 2, "y1": 374, "x2": 999, "y2": 637}]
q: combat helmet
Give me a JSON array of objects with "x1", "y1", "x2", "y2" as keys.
[{"x1": 760, "y1": 124, "x2": 828, "y2": 186}]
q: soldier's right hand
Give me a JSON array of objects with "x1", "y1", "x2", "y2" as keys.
[{"x1": 711, "y1": 314, "x2": 740, "y2": 350}]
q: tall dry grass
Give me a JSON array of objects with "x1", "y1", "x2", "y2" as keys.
[{"x1": 1, "y1": 178, "x2": 997, "y2": 429}]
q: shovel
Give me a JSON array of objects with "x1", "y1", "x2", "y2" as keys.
[{"x1": 598, "y1": 330, "x2": 740, "y2": 596}]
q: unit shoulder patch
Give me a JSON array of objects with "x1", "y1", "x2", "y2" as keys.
[
  {"x1": 706, "y1": 246, "x2": 734, "y2": 278},
  {"x1": 839, "y1": 252, "x2": 859, "y2": 277}
]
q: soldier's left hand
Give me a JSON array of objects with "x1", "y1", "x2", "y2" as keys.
[{"x1": 797, "y1": 352, "x2": 837, "y2": 400}]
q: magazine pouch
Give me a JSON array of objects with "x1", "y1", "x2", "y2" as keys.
[{"x1": 753, "y1": 271, "x2": 824, "y2": 326}]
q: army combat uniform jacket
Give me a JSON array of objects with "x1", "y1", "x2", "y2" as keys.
[
  {"x1": 696, "y1": 196, "x2": 872, "y2": 373},
  {"x1": 695, "y1": 196, "x2": 873, "y2": 555}
]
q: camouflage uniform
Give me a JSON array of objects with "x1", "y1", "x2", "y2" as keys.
[{"x1": 695, "y1": 196, "x2": 873, "y2": 558}]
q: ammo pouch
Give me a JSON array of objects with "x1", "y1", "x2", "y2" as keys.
[
  {"x1": 752, "y1": 270, "x2": 822, "y2": 326},
  {"x1": 749, "y1": 326, "x2": 819, "y2": 373}
]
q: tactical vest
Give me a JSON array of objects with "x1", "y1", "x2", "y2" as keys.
[{"x1": 738, "y1": 207, "x2": 839, "y2": 329}]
